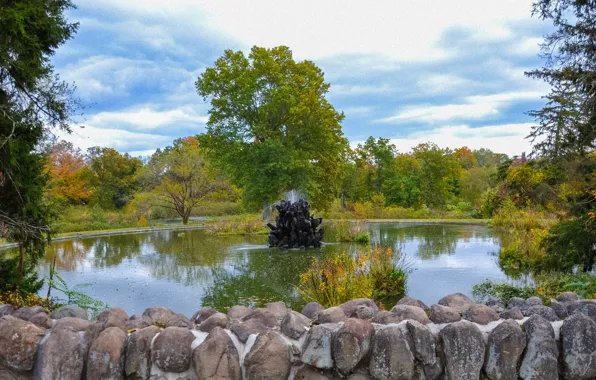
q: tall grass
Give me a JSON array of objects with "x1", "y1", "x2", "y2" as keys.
[
  {"x1": 52, "y1": 206, "x2": 137, "y2": 234},
  {"x1": 205, "y1": 215, "x2": 267, "y2": 235},
  {"x1": 324, "y1": 220, "x2": 369, "y2": 242},
  {"x1": 297, "y1": 248, "x2": 410, "y2": 307},
  {"x1": 492, "y1": 199, "x2": 558, "y2": 231}
]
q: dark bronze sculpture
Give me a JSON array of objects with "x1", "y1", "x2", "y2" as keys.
[{"x1": 267, "y1": 199, "x2": 324, "y2": 248}]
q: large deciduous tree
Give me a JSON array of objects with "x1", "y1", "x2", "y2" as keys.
[
  {"x1": 0, "y1": 0, "x2": 79, "y2": 293},
  {"x1": 196, "y1": 46, "x2": 348, "y2": 210},
  {"x1": 45, "y1": 140, "x2": 93, "y2": 205},
  {"x1": 139, "y1": 137, "x2": 226, "y2": 224},
  {"x1": 87, "y1": 147, "x2": 142, "y2": 209}
]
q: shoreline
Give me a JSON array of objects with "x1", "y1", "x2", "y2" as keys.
[{"x1": 0, "y1": 218, "x2": 490, "y2": 249}]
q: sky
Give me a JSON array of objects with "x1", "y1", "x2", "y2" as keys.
[{"x1": 53, "y1": 0, "x2": 555, "y2": 158}]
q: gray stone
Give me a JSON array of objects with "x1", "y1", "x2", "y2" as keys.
[
  {"x1": 244, "y1": 331, "x2": 291, "y2": 380},
  {"x1": 0, "y1": 315, "x2": 44, "y2": 372},
  {"x1": 301, "y1": 302, "x2": 324, "y2": 320},
  {"x1": 407, "y1": 320, "x2": 442, "y2": 379},
  {"x1": 484, "y1": 319, "x2": 526, "y2": 380},
  {"x1": 462, "y1": 304, "x2": 499, "y2": 325},
  {"x1": 230, "y1": 318, "x2": 268, "y2": 343},
  {"x1": 317, "y1": 306, "x2": 346, "y2": 324},
  {"x1": 439, "y1": 320, "x2": 485, "y2": 380},
  {"x1": 28, "y1": 312, "x2": 52, "y2": 329},
  {"x1": 124, "y1": 314, "x2": 153, "y2": 331},
  {"x1": 241, "y1": 308, "x2": 278, "y2": 327},
  {"x1": 549, "y1": 300, "x2": 568, "y2": 319},
  {"x1": 36, "y1": 324, "x2": 86, "y2": 380},
  {"x1": 294, "y1": 365, "x2": 329, "y2": 380},
  {"x1": 369, "y1": 324, "x2": 415, "y2": 380},
  {"x1": 0, "y1": 364, "x2": 33, "y2": 380},
  {"x1": 506, "y1": 297, "x2": 525, "y2": 309},
  {"x1": 397, "y1": 296, "x2": 430, "y2": 312},
  {"x1": 281, "y1": 310, "x2": 311, "y2": 339},
  {"x1": 193, "y1": 327, "x2": 241, "y2": 380},
  {"x1": 51, "y1": 304, "x2": 88, "y2": 320},
  {"x1": 524, "y1": 296, "x2": 543, "y2": 309},
  {"x1": 355, "y1": 305, "x2": 376, "y2": 320},
  {"x1": 519, "y1": 315, "x2": 558, "y2": 380},
  {"x1": 301, "y1": 324, "x2": 336, "y2": 369},
  {"x1": 500, "y1": 307, "x2": 524, "y2": 320},
  {"x1": 198, "y1": 312, "x2": 230, "y2": 333},
  {"x1": 332, "y1": 318, "x2": 374, "y2": 374},
  {"x1": 523, "y1": 305, "x2": 558, "y2": 321},
  {"x1": 152, "y1": 327, "x2": 195, "y2": 372},
  {"x1": 125, "y1": 325, "x2": 161, "y2": 380},
  {"x1": 166, "y1": 313, "x2": 193, "y2": 328},
  {"x1": 438, "y1": 293, "x2": 475, "y2": 313},
  {"x1": 371, "y1": 311, "x2": 402, "y2": 324},
  {"x1": 568, "y1": 300, "x2": 596, "y2": 322},
  {"x1": 347, "y1": 375, "x2": 371, "y2": 380},
  {"x1": 52, "y1": 317, "x2": 92, "y2": 332},
  {"x1": 390, "y1": 304, "x2": 431, "y2": 325},
  {"x1": 557, "y1": 291, "x2": 580, "y2": 303},
  {"x1": 0, "y1": 304, "x2": 14, "y2": 317},
  {"x1": 97, "y1": 307, "x2": 128, "y2": 331},
  {"x1": 86, "y1": 327, "x2": 126, "y2": 380},
  {"x1": 143, "y1": 306, "x2": 175, "y2": 324},
  {"x1": 429, "y1": 304, "x2": 461, "y2": 324},
  {"x1": 226, "y1": 305, "x2": 250, "y2": 320},
  {"x1": 191, "y1": 307, "x2": 217, "y2": 324},
  {"x1": 560, "y1": 313, "x2": 596, "y2": 379},
  {"x1": 339, "y1": 298, "x2": 379, "y2": 317},
  {"x1": 266, "y1": 301, "x2": 288, "y2": 321},
  {"x1": 11, "y1": 306, "x2": 47, "y2": 321}
]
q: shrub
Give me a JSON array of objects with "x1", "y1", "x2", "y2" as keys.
[
  {"x1": 137, "y1": 216, "x2": 149, "y2": 227},
  {"x1": 492, "y1": 198, "x2": 557, "y2": 231},
  {"x1": 297, "y1": 248, "x2": 409, "y2": 307},
  {"x1": 472, "y1": 280, "x2": 538, "y2": 304},
  {"x1": 355, "y1": 233, "x2": 371, "y2": 243},
  {"x1": 498, "y1": 228, "x2": 549, "y2": 273}
]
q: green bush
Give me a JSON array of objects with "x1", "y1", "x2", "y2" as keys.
[
  {"x1": 355, "y1": 233, "x2": 371, "y2": 243},
  {"x1": 325, "y1": 220, "x2": 368, "y2": 242},
  {"x1": 472, "y1": 280, "x2": 538, "y2": 304}
]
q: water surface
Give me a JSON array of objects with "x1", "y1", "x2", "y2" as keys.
[{"x1": 31, "y1": 223, "x2": 508, "y2": 316}]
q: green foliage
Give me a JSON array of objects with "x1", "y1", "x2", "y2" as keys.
[
  {"x1": 47, "y1": 265, "x2": 108, "y2": 317},
  {"x1": 52, "y1": 205, "x2": 136, "y2": 233},
  {"x1": 474, "y1": 272, "x2": 596, "y2": 305},
  {"x1": 196, "y1": 46, "x2": 348, "y2": 210},
  {"x1": 412, "y1": 143, "x2": 461, "y2": 207},
  {"x1": 543, "y1": 216, "x2": 596, "y2": 271},
  {"x1": 355, "y1": 233, "x2": 371, "y2": 243},
  {"x1": 138, "y1": 137, "x2": 229, "y2": 224},
  {"x1": 297, "y1": 248, "x2": 408, "y2": 307},
  {"x1": 0, "y1": 251, "x2": 43, "y2": 295},
  {"x1": 472, "y1": 280, "x2": 539, "y2": 304},
  {"x1": 87, "y1": 147, "x2": 142, "y2": 209}
]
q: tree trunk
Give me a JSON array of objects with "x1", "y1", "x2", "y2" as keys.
[
  {"x1": 16, "y1": 242, "x2": 24, "y2": 293},
  {"x1": 182, "y1": 213, "x2": 189, "y2": 225},
  {"x1": 340, "y1": 191, "x2": 346, "y2": 209}
]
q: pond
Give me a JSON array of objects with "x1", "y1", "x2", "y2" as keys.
[{"x1": 29, "y1": 222, "x2": 509, "y2": 316}]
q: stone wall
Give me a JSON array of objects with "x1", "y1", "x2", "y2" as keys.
[{"x1": 1, "y1": 291, "x2": 595, "y2": 380}]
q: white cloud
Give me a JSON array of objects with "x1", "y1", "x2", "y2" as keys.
[
  {"x1": 87, "y1": 106, "x2": 208, "y2": 130},
  {"x1": 511, "y1": 37, "x2": 544, "y2": 56},
  {"x1": 377, "y1": 90, "x2": 543, "y2": 123},
  {"x1": 343, "y1": 106, "x2": 374, "y2": 117},
  {"x1": 58, "y1": 125, "x2": 173, "y2": 152},
  {"x1": 416, "y1": 74, "x2": 474, "y2": 95},
  {"x1": 330, "y1": 84, "x2": 394, "y2": 96},
  {"x1": 77, "y1": 0, "x2": 536, "y2": 62},
  {"x1": 352, "y1": 123, "x2": 535, "y2": 156}
]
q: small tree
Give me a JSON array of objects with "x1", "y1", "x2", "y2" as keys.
[{"x1": 140, "y1": 137, "x2": 226, "y2": 224}]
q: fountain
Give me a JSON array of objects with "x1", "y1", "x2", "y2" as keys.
[{"x1": 267, "y1": 198, "x2": 324, "y2": 248}]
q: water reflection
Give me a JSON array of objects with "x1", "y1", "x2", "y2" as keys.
[{"x1": 7, "y1": 223, "x2": 514, "y2": 315}]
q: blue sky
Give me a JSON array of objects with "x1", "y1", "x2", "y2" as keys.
[{"x1": 54, "y1": 0, "x2": 554, "y2": 157}]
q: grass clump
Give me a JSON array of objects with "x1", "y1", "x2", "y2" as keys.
[
  {"x1": 297, "y1": 247, "x2": 410, "y2": 307},
  {"x1": 206, "y1": 214, "x2": 267, "y2": 235},
  {"x1": 325, "y1": 219, "x2": 370, "y2": 242}
]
